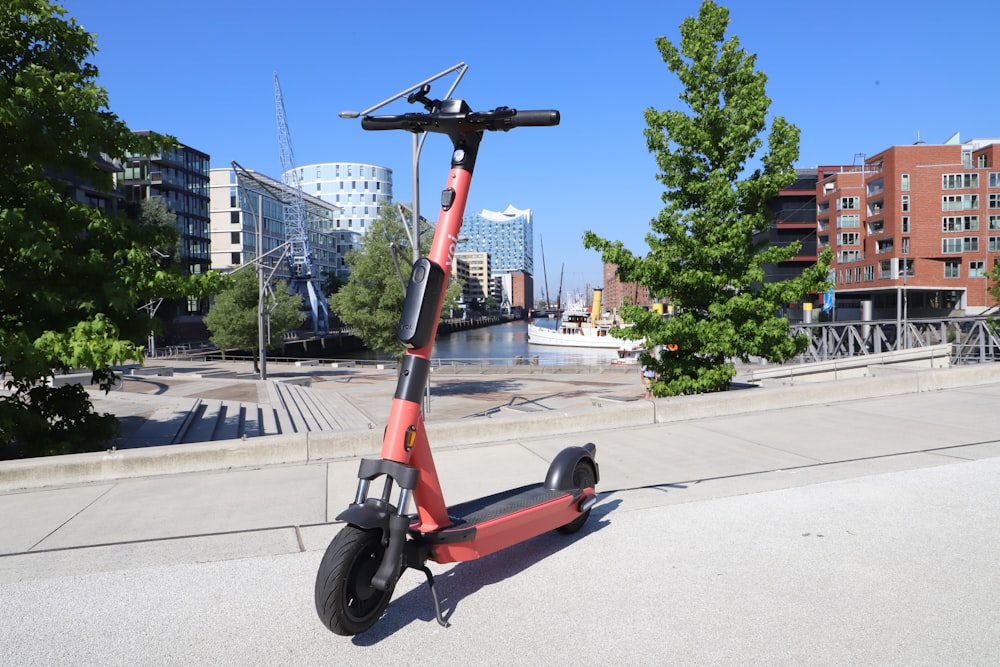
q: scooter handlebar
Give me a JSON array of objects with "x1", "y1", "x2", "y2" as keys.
[
  {"x1": 505, "y1": 109, "x2": 560, "y2": 127},
  {"x1": 360, "y1": 107, "x2": 560, "y2": 133}
]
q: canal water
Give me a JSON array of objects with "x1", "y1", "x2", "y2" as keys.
[{"x1": 346, "y1": 319, "x2": 620, "y2": 366}]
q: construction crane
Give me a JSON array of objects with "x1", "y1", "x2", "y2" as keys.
[{"x1": 274, "y1": 71, "x2": 329, "y2": 334}]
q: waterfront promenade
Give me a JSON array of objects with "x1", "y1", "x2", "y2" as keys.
[{"x1": 1, "y1": 362, "x2": 999, "y2": 664}]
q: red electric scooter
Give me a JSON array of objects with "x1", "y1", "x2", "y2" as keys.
[{"x1": 314, "y1": 87, "x2": 599, "y2": 636}]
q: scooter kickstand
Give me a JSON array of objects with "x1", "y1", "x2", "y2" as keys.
[{"x1": 417, "y1": 564, "x2": 450, "y2": 628}]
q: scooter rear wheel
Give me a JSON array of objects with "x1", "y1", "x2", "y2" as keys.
[
  {"x1": 555, "y1": 459, "x2": 597, "y2": 534},
  {"x1": 315, "y1": 525, "x2": 396, "y2": 635}
]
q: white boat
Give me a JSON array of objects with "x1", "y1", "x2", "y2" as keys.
[
  {"x1": 610, "y1": 344, "x2": 645, "y2": 365},
  {"x1": 527, "y1": 289, "x2": 638, "y2": 349}
]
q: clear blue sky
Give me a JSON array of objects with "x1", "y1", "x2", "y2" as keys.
[{"x1": 69, "y1": 0, "x2": 1000, "y2": 297}]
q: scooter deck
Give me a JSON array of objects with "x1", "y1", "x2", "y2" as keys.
[{"x1": 411, "y1": 482, "x2": 573, "y2": 544}]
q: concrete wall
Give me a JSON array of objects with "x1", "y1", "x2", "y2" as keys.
[{"x1": 2, "y1": 362, "x2": 998, "y2": 492}]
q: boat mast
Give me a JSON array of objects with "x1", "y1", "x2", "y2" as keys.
[
  {"x1": 556, "y1": 263, "x2": 564, "y2": 313},
  {"x1": 540, "y1": 235, "x2": 551, "y2": 311}
]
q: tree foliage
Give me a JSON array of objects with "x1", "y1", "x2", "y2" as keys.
[
  {"x1": 203, "y1": 269, "x2": 306, "y2": 372},
  {"x1": 584, "y1": 0, "x2": 831, "y2": 396},
  {"x1": 0, "y1": 1, "x2": 219, "y2": 458},
  {"x1": 330, "y1": 205, "x2": 460, "y2": 356}
]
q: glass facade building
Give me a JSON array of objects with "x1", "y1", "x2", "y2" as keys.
[
  {"x1": 208, "y1": 168, "x2": 358, "y2": 281},
  {"x1": 459, "y1": 205, "x2": 534, "y2": 276},
  {"x1": 290, "y1": 162, "x2": 393, "y2": 233},
  {"x1": 118, "y1": 132, "x2": 211, "y2": 316}
]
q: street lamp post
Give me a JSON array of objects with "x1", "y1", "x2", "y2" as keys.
[{"x1": 903, "y1": 258, "x2": 909, "y2": 348}]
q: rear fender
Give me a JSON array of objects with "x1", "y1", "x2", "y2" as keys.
[{"x1": 544, "y1": 442, "x2": 599, "y2": 491}]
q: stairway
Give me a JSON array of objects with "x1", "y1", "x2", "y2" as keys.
[{"x1": 119, "y1": 380, "x2": 373, "y2": 448}]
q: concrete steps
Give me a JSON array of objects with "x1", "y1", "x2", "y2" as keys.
[{"x1": 121, "y1": 380, "x2": 372, "y2": 447}]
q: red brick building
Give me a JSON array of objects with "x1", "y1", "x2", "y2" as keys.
[
  {"x1": 818, "y1": 136, "x2": 1000, "y2": 318},
  {"x1": 602, "y1": 263, "x2": 655, "y2": 315}
]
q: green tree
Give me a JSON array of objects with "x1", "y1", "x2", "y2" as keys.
[
  {"x1": 584, "y1": 1, "x2": 830, "y2": 396},
  {"x1": 0, "y1": 1, "x2": 217, "y2": 458},
  {"x1": 330, "y1": 205, "x2": 460, "y2": 356},
  {"x1": 203, "y1": 270, "x2": 306, "y2": 373},
  {"x1": 131, "y1": 197, "x2": 182, "y2": 262}
]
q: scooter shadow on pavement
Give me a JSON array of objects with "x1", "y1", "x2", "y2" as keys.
[{"x1": 350, "y1": 496, "x2": 622, "y2": 645}]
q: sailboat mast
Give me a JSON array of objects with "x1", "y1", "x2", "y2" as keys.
[
  {"x1": 556, "y1": 263, "x2": 564, "y2": 313},
  {"x1": 540, "y1": 235, "x2": 551, "y2": 310}
]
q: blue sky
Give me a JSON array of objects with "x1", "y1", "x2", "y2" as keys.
[{"x1": 69, "y1": 0, "x2": 1000, "y2": 297}]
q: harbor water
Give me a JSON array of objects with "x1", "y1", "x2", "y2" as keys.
[{"x1": 346, "y1": 319, "x2": 621, "y2": 366}]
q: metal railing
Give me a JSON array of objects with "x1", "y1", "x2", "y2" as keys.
[{"x1": 790, "y1": 317, "x2": 1000, "y2": 364}]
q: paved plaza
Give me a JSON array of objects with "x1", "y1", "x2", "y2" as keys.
[{"x1": 1, "y1": 362, "x2": 999, "y2": 664}]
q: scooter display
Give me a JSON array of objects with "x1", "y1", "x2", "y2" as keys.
[{"x1": 314, "y1": 87, "x2": 599, "y2": 636}]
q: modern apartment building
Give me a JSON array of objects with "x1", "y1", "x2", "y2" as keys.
[
  {"x1": 118, "y1": 133, "x2": 211, "y2": 317},
  {"x1": 454, "y1": 250, "x2": 491, "y2": 303},
  {"x1": 208, "y1": 168, "x2": 357, "y2": 281},
  {"x1": 291, "y1": 162, "x2": 393, "y2": 233},
  {"x1": 818, "y1": 135, "x2": 1000, "y2": 318},
  {"x1": 762, "y1": 169, "x2": 821, "y2": 284}
]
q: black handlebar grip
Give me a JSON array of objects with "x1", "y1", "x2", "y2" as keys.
[
  {"x1": 509, "y1": 109, "x2": 560, "y2": 127},
  {"x1": 361, "y1": 113, "x2": 428, "y2": 131}
]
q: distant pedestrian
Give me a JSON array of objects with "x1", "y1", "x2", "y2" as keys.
[{"x1": 641, "y1": 364, "x2": 657, "y2": 399}]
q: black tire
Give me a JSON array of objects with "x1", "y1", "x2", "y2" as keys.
[
  {"x1": 555, "y1": 460, "x2": 596, "y2": 534},
  {"x1": 314, "y1": 525, "x2": 396, "y2": 636}
]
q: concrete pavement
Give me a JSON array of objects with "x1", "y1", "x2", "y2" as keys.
[{"x1": 1, "y1": 363, "x2": 1000, "y2": 664}]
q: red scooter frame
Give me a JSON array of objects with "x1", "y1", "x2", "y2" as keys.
[{"x1": 315, "y1": 88, "x2": 599, "y2": 636}]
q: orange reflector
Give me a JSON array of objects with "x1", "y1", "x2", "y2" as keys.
[{"x1": 404, "y1": 425, "x2": 417, "y2": 451}]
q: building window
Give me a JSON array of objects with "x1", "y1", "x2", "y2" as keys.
[
  {"x1": 990, "y1": 215, "x2": 1000, "y2": 230},
  {"x1": 230, "y1": 252, "x2": 240, "y2": 265},
  {"x1": 230, "y1": 231, "x2": 239, "y2": 243},
  {"x1": 837, "y1": 197, "x2": 860, "y2": 210},
  {"x1": 944, "y1": 261, "x2": 961, "y2": 278},
  {"x1": 901, "y1": 216, "x2": 910, "y2": 233},
  {"x1": 988, "y1": 236, "x2": 1000, "y2": 252},
  {"x1": 876, "y1": 239, "x2": 894, "y2": 254},
  {"x1": 962, "y1": 150, "x2": 973, "y2": 168},
  {"x1": 989, "y1": 173, "x2": 1000, "y2": 188},
  {"x1": 901, "y1": 195, "x2": 909, "y2": 212},
  {"x1": 837, "y1": 214, "x2": 860, "y2": 228},
  {"x1": 230, "y1": 211, "x2": 240, "y2": 225},
  {"x1": 838, "y1": 250, "x2": 862, "y2": 262},
  {"x1": 942, "y1": 237, "x2": 979, "y2": 253},
  {"x1": 864, "y1": 265, "x2": 874, "y2": 281},
  {"x1": 942, "y1": 238, "x2": 963, "y2": 253},
  {"x1": 943, "y1": 194, "x2": 980, "y2": 211},
  {"x1": 979, "y1": 155, "x2": 990, "y2": 168},
  {"x1": 990, "y1": 193, "x2": 1000, "y2": 208},
  {"x1": 942, "y1": 215, "x2": 980, "y2": 232},
  {"x1": 902, "y1": 237, "x2": 910, "y2": 254},
  {"x1": 838, "y1": 232, "x2": 860, "y2": 245},
  {"x1": 969, "y1": 261, "x2": 986, "y2": 278},
  {"x1": 879, "y1": 259, "x2": 892, "y2": 278},
  {"x1": 901, "y1": 174, "x2": 910, "y2": 191},
  {"x1": 942, "y1": 173, "x2": 979, "y2": 189}
]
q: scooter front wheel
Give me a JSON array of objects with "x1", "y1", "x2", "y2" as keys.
[{"x1": 315, "y1": 525, "x2": 396, "y2": 635}]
